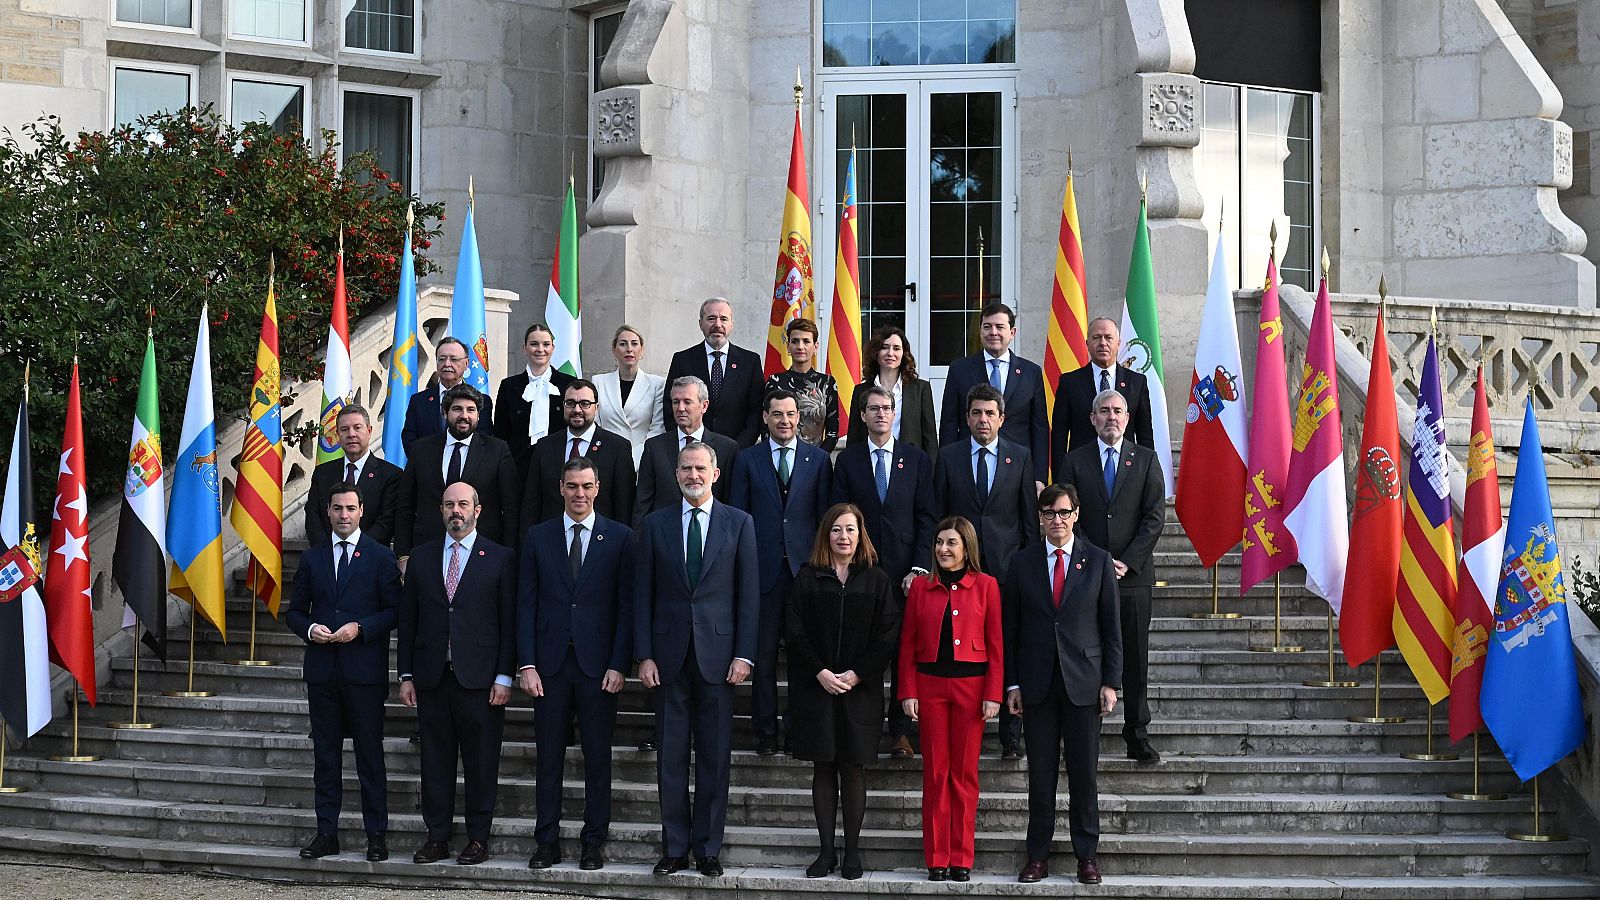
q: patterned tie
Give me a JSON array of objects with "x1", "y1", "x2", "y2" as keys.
[
  {"x1": 569, "y1": 523, "x2": 585, "y2": 581},
  {"x1": 874, "y1": 448, "x2": 889, "y2": 504},
  {"x1": 569, "y1": 436, "x2": 582, "y2": 461},
  {"x1": 1103, "y1": 446, "x2": 1117, "y2": 498},
  {"x1": 684, "y1": 434, "x2": 694, "y2": 449},
  {"x1": 345, "y1": 461, "x2": 357, "y2": 484},
  {"x1": 976, "y1": 447, "x2": 990, "y2": 506},
  {"x1": 988, "y1": 358, "x2": 1002, "y2": 390},
  {"x1": 1052, "y1": 548, "x2": 1067, "y2": 608},
  {"x1": 777, "y1": 446, "x2": 791, "y2": 487},
  {"x1": 446, "y1": 541, "x2": 462, "y2": 603},
  {"x1": 447, "y1": 441, "x2": 463, "y2": 485},
  {"x1": 1100, "y1": 368, "x2": 1109, "y2": 393},
  {"x1": 686, "y1": 508, "x2": 703, "y2": 586},
  {"x1": 709, "y1": 351, "x2": 725, "y2": 409},
  {"x1": 336, "y1": 540, "x2": 351, "y2": 584}
]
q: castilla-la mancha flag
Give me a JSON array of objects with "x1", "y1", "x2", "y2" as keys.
[
  {"x1": 1449, "y1": 365, "x2": 1504, "y2": 741},
  {"x1": 1240, "y1": 254, "x2": 1297, "y2": 592},
  {"x1": 1282, "y1": 274, "x2": 1348, "y2": 612},
  {"x1": 765, "y1": 105, "x2": 816, "y2": 377},
  {"x1": 1175, "y1": 228, "x2": 1247, "y2": 568},
  {"x1": 1340, "y1": 305, "x2": 1402, "y2": 666}
]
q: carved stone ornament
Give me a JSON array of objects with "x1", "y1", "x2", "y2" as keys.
[
  {"x1": 1554, "y1": 124, "x2": 1573, "y2": 185},
  {"x1": 596, "y1": 94, "x2": 637, "y2": 147},
  {"x1": 1139, "y1": 73, "x2": 1200, "y2": 148}
]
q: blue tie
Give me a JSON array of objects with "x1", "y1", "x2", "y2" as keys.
[
  {"x1": 976, "y1": 447, "x2": 990, "y2": 506},
  {"x1": 1103, "y1": 447, "x2": 1117, "y2": 498},
  {"x1": 988, "y1": 358, "x2": 1002, "y2": 390},
  {"x1": 874, "y1": 449, "x2": 889, "y2": 504}
]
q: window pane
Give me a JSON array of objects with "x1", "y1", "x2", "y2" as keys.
[
  {"x1": 231, "y1": 80, "x2": 304, "y2": 135},
  {"x1": 927, "y1": 90, "x2": 1002, "y2": 366},
  {"x1": 116, "y1": 0, "x2": 192, "y2": 28},
  {"x1": 232, "y1": 0, "x2": 306, "y2": 42},
  {"x1": 590, "y1": 10, "x2": 623, "y2": 201},
  {"x1": 344, "y1": 91, "x2": 414, "y2": 186},
  {"x1": 345, "y1": 0, "x2": 415, "y2": 53},
  {"x1": 113, "y1": 68, "x2": 190, "y2": 128},
  {"x1": 822, "y1": 0, "x2": 1014, "y2": 66}
]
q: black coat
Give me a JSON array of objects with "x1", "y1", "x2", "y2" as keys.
[
  {"x1": 847, "y1": 376, "x2": 938, "y2": 452},
  {"x1": 394, "y1": 432, "x2": 521, "y2": 557},
  {"x1": 634, "y1": 429, "x2": 740, "y2": 524},
  {"x1": 494, "y1": 369, "x2": 577, "y2": 477},
  {"x1": 784, "y1": 564, "x2": 900, "y2": 764},
  {"x1": 520, "y1": 426, "x2": 636, "y2": 527},
  {"x1": 1050, "y1": 364, "x2": 1155, "y2": 463},
  {"x1": 1056, "y1": 440, "x2": 1165, "y2": 587},
  {"x1": 303, "y1": 455, "x2": 402, "y2": 549},
  {"x1": 663, "y1": 343, "x2": 765, "y2": 446},
  {"x1": 830, "y1": 439, "x2": 937, "y2": 583}
]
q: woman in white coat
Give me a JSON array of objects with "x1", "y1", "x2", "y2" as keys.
[{"x1": 593, "y1": 324, "x2": 666, "y2": 468}]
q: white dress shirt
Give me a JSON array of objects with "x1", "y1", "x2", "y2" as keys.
[
  {"x1": 340, "y1": 451, "x2": 371, "y2": 482},
  {"x1": 563, "y1": 422, "x2": 598, "y2": 457},
  {"x1": 1091, "y1": 363, "x2": 1116, "y2": 395},
  {"x1": 442, "y1": 433, "x2": 474, "y2": 481},
  {"x1": 769, "y1": 436, "x2": 799, "y2": 474},
  {"x1": 435, "y1": 529, "x2": 513, "y2": 687},
  {"x1": 562, "y1": 510, "x2": 597, "y2": 560},
  {"x1": 867, "y1": 434, "x2": 896, "y2": 490},
  {"x1": 1007, "y1": 535, "x2": 1076, "y2": 693},
  {"x1": 704, "y1": 341, "x2": 729, "y2": 376},
  {"x1": 308, "y1": 527, "x2": 363, "y2": 641},
  {"x1": 983, "y1": 349, "x2": 1013, "y2": 392},
  {"x1": 677, "y1": 425, "x2": 707, "y2": 447}
]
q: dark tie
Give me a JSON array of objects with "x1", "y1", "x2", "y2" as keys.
[
  {"x1": 988, "y1": 358, "x2": 1002, "y2": 390},
  {"x1": 686, "y1": 508, "x2": 703, "y2": 586},
  {"x1": 874, "y1": 449, "x2": 889, "y2": 504},
  {"x1": 1103, "y1": 446, "x2": 1117, "y2": 498},
  {"x1": 345, "y1": 461, "x2": 357, "y2": 484},
  {"x1": 1100, "y1": 368, "x2": 1110, "y2": 393},
  {"x1": 569, "y1": 436, "x2": 582, "y2": 461},
  {"x1": 709, "y1": 351, "x2": 725, "y2": 408},
  {"x1": 976, "y1": 447, "x2": 990, "y2": 506},
  {"x1": 569, "y1": 523, "x2": 585, "y2": 581},
  {"x1": 684, "y1": 434, "x2": 694, "y2": 449},
  {"x1": 446, "y1": 441, "x2": 463, "y2": 485},
  {"x1": 777, "y1": 446, "x2": 791, "y2": 487},
  {"x1": 1052, "y1": 548, "x2": 1067, "y2": 608},
  {"x1": 336, "y1": 540, "x2": 351, "y2": 583}
]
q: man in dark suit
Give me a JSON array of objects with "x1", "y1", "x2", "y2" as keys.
[
  {"x1": 395, "y1": 385, "x2": 520, "y2": 568},
  {"x1": 401, "y1": 337, "x2": 494, "y2": 451},
  {"x1": 287, "y1": 482, "x2": 402, "y2": 863},
  {"x1": 304, "y1": 404, "x2": 402, "y2": 549},
  {"x1": 663, "y1": 298, "x2": 764, "y2": 446},
  {"x1": 1056, "y1": 388, "x2": 1165, "y2": 763},
  {"x1": 494, "y1": 323, "x2": 576, "y2": 478},
  {"x1": 636, "y1": 376, "x2": 739, "y2": 523},
  {"x1": 728, "y1": 388, "x2": 832, "y2": 755},
  {"x1": 1004, "y1": 483, "x2": 1122, "y2": 886},
  {"x1": 1050, "y1": 316, "x2": 1155, "y2": 461},
  {"x1": 933, "y1": 382, "x2": 1037, "y2": 757},
  {"x1": 831, "y1": 384, "x2": 936, "y2": 757},
  {"x1": 397, "y1": 481, "x2": 518, "y2": 866},
  {"x1": 635, "y1": 441, "x2": 760, "y2": 877},
  {"x1": 517, "y1": 458, "x2": 632, "y2": 871},
  {"x1": 938, "y1": 303, "x2": 1050, "y2": 487},
  {"x1": 521, "y1": 379, "x2": 635, "y2": 527}
]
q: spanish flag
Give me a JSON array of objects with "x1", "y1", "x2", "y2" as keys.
[
  {"x1": 230, "y1": 272, "x2": 285, "y2": 616},
  {"x1": 765, "y1": 104, "x2": 815, "y2": 377},
  {"x1": 826, "y1": 145, "x2": 862, "y2": 437}
]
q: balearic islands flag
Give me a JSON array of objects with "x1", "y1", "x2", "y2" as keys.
[
  {"x1": 168, "y1": 306, "x2": 227, "y2": 637},
  {"x1": 546, "y1": 177, "x2": 582, "y2": 377},
  {"x1": 316, "y1": 238, "x2": 352, "y2": 466},
  {"x1": 1043, "y1": 167, "x2": 1088, "y2": 424},
  {"x1": 1340, "y1": 305, "x2": 1403, "y2": 666},
  {"x1": 383, "y1": 204, "x2": 421, "y2": 468},
  {"x1": 44, "y1": 361, "x2": 95, "y2": 702},
  {"x1": 451, "y1": 182, "x2": 491, "y2": 395},
  {"x1": 0, "y1": 384, "x2": 52, "y2": 738},
  {"x1": 113, "y1": 331, "x2": 168, "y2": 659},
  {"x1": 1449, "y1": 365, "x2": 1504, "y2": 742},
  {"x1": 765, "y1": 103, "x2": 816, "y2": 377},
  {"x1": 231, "y1": 278, "x2": 285, "y2": 616},
  {"x1": 1120, "y1": 196, "x2": 1173, "y2": 498},
  {"x1": 1241, "y1": 253, "x2": 1297, "y2": 592},
  {"x1": 1393, "y1": 336, "x2": 1457, "y2": 704},
  {"x1": 1282, "y1": 274, "x2": 1348, "y2": 612},
  {"x1": 826, "y1": 146, "x2": 863, "y2": 439}
]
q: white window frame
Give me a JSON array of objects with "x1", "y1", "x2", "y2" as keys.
[
  {"x1": 225, "y1": 72, "x2": 314, "y2": 135},
  {"x1": 587, "y1": 3, "x2": 627, "y2": 202},
  {"x1": 228, "y1": 0, "x2": 315, "y2": 48},
  {"x1": 338, "y1": 82, "x2": 421, "y2": 190},
  {"x1": 109, "y1": 0, "x2": 199, "y2": 35},
  {"x1": 813, "y1": 1, "x2": 1021, "y2": 77},
  {"x1": 109, "y1": 60, "x2": 201, "y2": 129},
  {"x1": 340, "y1": 0, "x2": 423, "y2": 60}
]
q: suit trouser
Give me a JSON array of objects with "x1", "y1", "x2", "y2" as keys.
[
  {"x1": 657, "y1": 640, "x2": 735, "y2": 858},
  {"x1": 753, "y1": 566, "x2": 794, "y2": 737},
  {"x1": 1118, "y1": 584, "x2": 1153, "y2": 745},
  {"x1": 913, "y1": 671, "x2": 984, "y2": 869},
  {"x1": 307, "y1": 679, "x2": 389, "y2": 837},
  {"x1": 416, "y1": 667, "x2": 505, "y2": 843},
  {"x1": 534, "y1": 646, "x2": 618, "y2": 845},
  {"x1": 1023, "y1": 667, "x2": 1102, "y2": 860},
  {"x1": 993, "y1": 577, "x2": 1023, "y2": 749}
]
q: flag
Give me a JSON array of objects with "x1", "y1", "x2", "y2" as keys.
[
  {"x1": 765, "y1": 106, "x2": 816, "y2": 377},
  {"x1": 168, "y1": 307, "x2": 227, "y2": 637},
  {"x1": 383, "y1": 205, "x2": 421, "y2": 468},
  {"x1": 1482, "y1": 399, "x2": 1587, "y2": 781},
  {"x1": 114, "y1": 331, "x2": 168, "y2": 659},
  {"x1": 546, "y1": 177, "x2": 582, "y2": 377},
  {"x1": 316, "y1": 239, "x2": 352, "y2": 465},
  {"x1": 230, "y1": 279, "x2": 285, "y2": 616},
  {"x1": 1450, "y1": 365, "x2": 1505, "y2": 741},
  {"x1": 1340, "y1": 306, "x2": 1403, "y2": 666},
  {"x1": 44, "y1": 361, "x2": 95, "y2": 703},
  {"x1": 826, "y1": 146, "x2": 863, "y2": 439},
  {"x1": 0, "y1": 385, "x2": 52, "y2": 738},
  {"x1": 1241, "y1": 254, "x2": 1298, "y2": 592},
  {"x1": 1282, "y1": 274, "x2": 1348, "y2": 611},
  {"x1": 1393, "y1": 336, "x2": 1457, "y2": 704},
  {"x1": 1120, "y1": 196, "x2": 1174, "y2": 497},
  {"x1": 451, "y1": 184, "x2": 491, "y2": 394},
  {"x1": 1043, "y1": 168, "x2": 1089, "y2": 423},
  {"x1": 1175, "y1": 229, "x2": 1248, "y2": 567}
]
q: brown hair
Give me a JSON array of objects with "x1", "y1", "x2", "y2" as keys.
[
  {"x1": 808, "y1": 503, "x2": 879, "y2": 569},
  {"x1": 785, "y1": 318, "x2": 820, "y2": 340},
  {"x1": 861, "y1": 325, "x2": 920, "y2": 382},
  {"x1": 924, "y1": 515, "x2": 982, "y2": 583}
]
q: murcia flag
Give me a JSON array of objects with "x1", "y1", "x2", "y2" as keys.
[
  {"x1": 1449, "y1": 365, "x2": 1504, "y2": 742},
  {"x1": 1340, "y1": 305, "x2": 1403, "y2": 666},
  {"x1": 0, "y1": 387, "x2": 52, "y2": 738},
  {"x1": 1282, "y1": 274, "x2": 1348, "y2": 612}
]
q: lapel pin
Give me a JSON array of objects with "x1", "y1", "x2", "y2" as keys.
[
  {"x1": 596, "y1": 533, "x2": 604, "y2": 541},
  {"x1": 1125, "y1": 459, "x2": 1133, "y2": 467},
  {"x1": 1075, "y1": 562, "x2": 1082, "y2": 570},
  {"x1": 354, "y1": 551, "x2": 362, "y2": 558},
  {"x1": 478, "y1": 549, "x2": 486, "y2": 556},
  {"x1": 897, "y1": 462, "x2": 904, "y2": 469},
  {"x1": 1005, "y1": 457, "x2": 1012, "y2": 465},
  {"x1": 1014, "y1": 367, "x2": 1022, "y2": 376},
  {"x1": 730, "y1": 362, "x2": 738, "y2": 369}
]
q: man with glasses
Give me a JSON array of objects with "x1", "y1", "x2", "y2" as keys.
[
  {"x1": 402, "y1": 337, "x2": 495, "y2": 451},
  {"x1": 522, "y1": 379, "x2": 636, "y2": 526}
]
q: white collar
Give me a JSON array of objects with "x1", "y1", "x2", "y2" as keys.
[
  {"x1": 682, "y1": 496, "x2": 715, "y2": 517},
  {"x1": 446, "y1": 529, "x2": 478, "y2": 551},
  {"x1": 566, "y1": 423, "x2": 598, "y2": 444},
  {"x1": 703, "y1": 340, "x2": 728, "y2": 356},
  {"x1": 447, "y1": 432, "x2": 475, "y2": 448},
  {"x1": 770, "y1": 436, "x2": 799, "y2": 452},
  {"x1": 526, "y1": 364, "x2": 553, "y2": 382},
  {"x1": 332, "y1": 527, "x2": 363, "y2": 548},
  {"x1": 678, "y1": 425, "x2": 705, "y2": 442},
  {"x1": 1047, "y1": 536, "x2": 1075, "y2": 558},
  {"x1": 342, "y1": 450, "x2": 371, "y2": 470},
  {"x1": 1097, "y1": 437, "x2": 1125, "y2": 457},
  {"x1": 983, "y1": 349, "x2": 1012, "y2": 366},
  {"x1": 867, "y1": 434, "x2": 896, "y2": 454},
  {"x1": 562, "y1": 511, "x2": 598, "y2": 533},
  {"x1": 971, "y1": 435, "x2": 1001, "y2": 455}
]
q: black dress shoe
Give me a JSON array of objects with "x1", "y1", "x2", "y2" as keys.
[
  {"x1": 841, "y1": 850, "x2": 864, "y2": 880},
  {"x1": 366, "y1": 834, "x2": 388, "y2": 862},
  {"x1": 412, "y1": 840, "x2": 450, "y2": 864},
  {"x1": 299, "y1": 833, "x2": 340, "y2": 859},
  {"x1": 1127, "y1": 739, "x2": 1162, "y2": 763},
  {"x1": 950, "y1": 866, "x2": 971, "y2": 882},
  {"x1": 1078, "y1": 857, "x2": 1103, "y2": 884},
  {"x1": 456, "y1": 839, "x2": 489, "y2": 865},
  {"x1": 1001, "y1": 741, "x2": 1024, "y2": 760},
  {"x1": 638, "y1": 739, "x2": 658, "y2": 752},
  {"x1": 928, "y1": 866, "x2": 948, "y2": 881},
  {"x1": 755, "y1": 735, "x2": 778, "y2": 756},
  {"x1": 579, "y1": 841, "x2": 604, "y2": 870},
  {"x1": 805, "y1": 849, "x2": 837, "y2": 878},
  {"x1": 527, "y1": 841, "x2": 561, "y2": 869},
  {"x1": 697, "y1": 855, "x2": 724, "y2": 876},
  {"x1": 653, "y1": 855, "x2": 689, "y2": 875}
]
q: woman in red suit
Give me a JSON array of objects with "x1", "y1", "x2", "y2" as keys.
[{"x1": 899, "y1": 515, "x2": 1003, "y2": 882}]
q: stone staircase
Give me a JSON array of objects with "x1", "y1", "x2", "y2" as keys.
[{"x1": 0, "y1": 517, "x2": 1596, "y2": 898}]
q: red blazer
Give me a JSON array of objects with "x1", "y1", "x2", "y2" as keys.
[{"x1": 898, "y1": 569, "x2": 1004, "y2": 704}]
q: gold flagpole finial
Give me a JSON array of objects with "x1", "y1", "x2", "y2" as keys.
[
  {"x1": 1269, "y1": 221, "x2": 1279, "y2": 262},
  {"x1": 1320, "y1": 245, "x2": 1331, "y2": 278},
  {"x1": 794, "y1": 66, "x2": 804, "y2": 110}
]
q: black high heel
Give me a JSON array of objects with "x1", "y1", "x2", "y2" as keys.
[
  {"x1": 805, "y1": 848, "x2": 838, "y2": 878},
  {"x1": 841, "y1": 849, "x2": 864, "y2": 880},
  {"x1": 928, "y1": 866, "x2": 949, "y2": 881}
]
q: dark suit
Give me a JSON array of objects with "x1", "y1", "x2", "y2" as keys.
[
  {"x1": 729, "y1": 440, "x2": 832, "y2": 738},
  {"x1": 633, "y1": 500, "x2": 760, "y2": 860},
  {"x1": 939, "y1": 352, "x2": 1051, "y2": 484},
  {"x1": 397, "y1": 533, "x2": 518, "y2": 844},
  {"x1": 1050, "y1": 365, "x2": 1155, "y2": 463},
  {"x1": 663, "y1": 343, "x2": 765, "y2": 446},
  {"x1": 1003, "y1": 540, "x2": 1122, "y2": 861},
  {"x1": 493, "y1": 369, "x2": 576, "y2": 477},
  {"x1": 286, "y1": 533, "x2": 401, "y2": 839},
  {"x1": 303, "y1": 455, "x2": 402, "y2": 549},
  {"x1": 1057, "y1": 439, "x2": 1164, "y2": 749},
  {"x1": 848, "y1": 377, "x2": 938, "y2": 452},
  {"x1": 400, "y1": 383, "x2": 494, "y2": 451},
  {"x1": 394, "y1": 433, "x2": 521, "y2": 557},
  {"x1": 634, "y1": 429, "x2": 739, "y2": 524},
  {"x1": 517, "y1": 514, "x2": 633, "y2": 846},
  {"x1": 520, "y1": 426, "x2": 636, "y2": 528}
]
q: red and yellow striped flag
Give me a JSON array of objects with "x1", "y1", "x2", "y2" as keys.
[
  {"x1": 765, "y1": 106, "x2": 816, "y2": 377},
  {"x1": 826, "y1": 146, "x2": 863, "y2": 438},
  {"x1": 1393, "y1": 336, "x2": 1456, "y2": 703},
  {"x1": 1044, "y1": 168, "x2": 1089, "y2": 421},
  {"x1": 230, "y1": 272, "x2": 285, "y2": 615}
]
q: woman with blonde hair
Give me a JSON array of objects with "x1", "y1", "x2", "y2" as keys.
[{"x1": 593, "y1": 324, "x2": 665, "y2": 467}]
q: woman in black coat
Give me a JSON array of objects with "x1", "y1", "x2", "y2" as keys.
[{"x1": 785, "y1": 502, "x2": 900, "y2": 881}]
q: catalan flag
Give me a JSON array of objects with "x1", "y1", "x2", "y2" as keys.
[
  {"x1": 316, "y1": 237, "x2": 352, "y2": 466},
  {"x1": 231, "y1": 275, "x2": 285, "y2": 616},
  {"x1": 765, "y1": 104, "x2": 815, "y2": 377},
  {"x1": 1449, "y1": 365, "x2": 1504, "y2": 742},
  {"x1": 168, "y1": 307, "x2": 226, "y2": 637},
  {"x1": 1043, "y1": 167, "x2": 1088, "y2": 423},
  {"x1": 826, "y1": 145, "x2": 862, "y2": 438},
  {"x1": 1393, "y1": 335, "x2": 1455, "y2": 704}
]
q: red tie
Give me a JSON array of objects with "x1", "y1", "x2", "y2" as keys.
[
  {"x1": 1052, "y1": 548, "x2": 1067, "y2": 608},
  {"x1": 569, "y1": 437, "x2": 582, "y2": 460}
]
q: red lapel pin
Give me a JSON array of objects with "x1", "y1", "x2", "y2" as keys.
[
  {"x1": 478, "y1": 550, "x2": 486, "y2": 556},
  {"x1": 1075, "y1": 562, "x2": 1082, "y2": 570},
  {"x1": 1005, "y1": 457, "x2": 1012, "y2": 465},
  {"x1": 354, "y1": 551, "x2": 362, "y2": 558},
  {"x1": 897, "y1": 462, "x2": 904, "y2": 469}
]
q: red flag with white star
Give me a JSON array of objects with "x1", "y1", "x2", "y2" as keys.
[{"x1": 44, "y1": 361, "x2": 95, "y2": 703}]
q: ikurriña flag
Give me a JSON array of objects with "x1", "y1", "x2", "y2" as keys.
[
  {"x1": 1449, "y1": 365, "x2": 1504, "y2": 742},
  {"x1": 43, "y1": 360, "x2": 95, "y2": 702},
  {"x1": 1393, "y1": 335, "x2": 1456, "y2": 704},
  {"x1": 1340, "y1": 304, "x2": 1402, "y2": 666}
]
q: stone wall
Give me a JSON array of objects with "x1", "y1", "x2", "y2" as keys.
[{"x1": 0, "y1": 0, "x2": 103, "y2": 139}]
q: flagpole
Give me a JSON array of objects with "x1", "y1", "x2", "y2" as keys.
[
  {"x1": 46, "y1": 681, "x2": 99, "y2": 762},
  {"x1": 1249, "y1": 574, "x2": 1303, "y2": 653},
  {"x1": 108, "y1": 624, "x2": 160, "y2": 729},
  {"x1": 1303, "y1": 609, "x2": 1359, "y2": 687},
  {"x1": 227, "y1": 570, "x2": 275, "y2": 667},
  {"x1": 1191, "y1": 565, "x2": 1240, "y2": 619},
  {"x1": 0, "y1": 718, "x2": 24, "y2": 793},
  {"x1": 1401, "y1": 702, "x2": 1458, "y2": 761},
  {"x1": 164, "y1": 608, "x2": 214, "y2": 698},
  {"x1": 1447, "y1": 732, "x2": 1506, "y2": 801},
  {"x1": 1348, "y1": 656, "x2": 1406, "y2": 724},
  {"x1": 1507, "y1": 775, "x2": 1565, "y2": 841}
]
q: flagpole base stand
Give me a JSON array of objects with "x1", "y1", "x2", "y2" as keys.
[
  {"x1": 225, "y1": 659, "x2": 277, "y2": 667},
  {"x1": 46, "y1": 754, "x2": 101, "y2": 763},
  {"x1": 1303, "y1": 679, "x2": 1361, "y2": 688},
  {"x1": 0, "y1": 786, "x2": 27, "y2": 794},
  {"x1": 1349, "y1": 715, "x2": 1407, "y2": 724},
  {"x1": 1507, "y1": 830, "x2": 1565, "y2": 842},
  {"x1": 1401, "y1": 751, "x2": 1459, "y2": 761},
  {"x1": 1249, "y1": 644, "x2": 1304, "y2": 653},
  {"x1": 1448, "y1": 791, "x2": 1507, "y2": 801},
  {"x1": 106, "y1": 722, "x2": 160, "y2": 730},
  {"x1": 162, "y1": 690, "x2": 215, "y2": 698},
  {"x1": 1190, "y1": 612, "x2": 1242, "y2": 620}
]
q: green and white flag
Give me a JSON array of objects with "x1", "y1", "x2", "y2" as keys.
[
  {"x1": 1120, "y1": 196, "x2": 1174, "y2": 498},
  {"x1": 546, "y1": 178, "x2": 582, "y2": 376},
  {"x1": 112, "y1": 330, "x2": 169, "y2": 659}
]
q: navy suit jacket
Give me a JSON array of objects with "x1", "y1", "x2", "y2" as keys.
[
  {"x1": 728, "y1": 441, "x2": 833, "y2": 593},
  {"x1": 400, "y1": 383, "x2": 495, "y2": 451},
  {"x1": 517, "y1": 515, "x2": 634, "y2": 678},
  {"x1": 831, "y1": 439, "x2": 937, "y2": 583},
  {"x1": 1002, "y1": 539, "x2": 1123, "y2": 707},
  {"x1": 285, "y1": 533, "x2": 401, "y2": 685},
  {"x1": 1050, "y1": 364, "x2": 1155, "y2": 463},
  {"x1": 938, "y1": 351, "x2": 1051, "y2": 484},
  {"x1": 303, "y1": 455, "x2": 402, "y2": 549},
  {"x1": 932, "y1": 436, "x2": 1037, "y2": 583},
  {"x1": 396, "y1": 534, "x2": 518, "y2": 691},
  {"x1": 633, "y1": 501, "x2": 760, "y2": 684},
  {"x1": 1057, "y1": 439, "x2": 1166, "y2": 587}
]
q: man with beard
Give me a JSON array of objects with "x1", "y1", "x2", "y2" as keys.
[
  {"x1": 395, "y1": 384, "x2": 520, "y2": 570},
  {"x1": 402, "y1": 337, "x2": 495, "y2": 451},
  {"x1": 522, "y1": 379, "x2": 635, "y2": 526}
]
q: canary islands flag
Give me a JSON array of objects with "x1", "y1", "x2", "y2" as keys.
[{"x1": 168, "y1": 306, "x2": 227, "y2": 637}]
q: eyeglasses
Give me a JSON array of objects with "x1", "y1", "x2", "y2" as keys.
[
  {"x1": 1041, "y1": 508, "x2": 1076, "y2": 519},
  {"x1": 864, "y1": 405, "x2": 894, "y2": 415},
  {"x1": 563, "y1": 399, "x2": 597, "y2": 410},
  {"x1": 436, "y1": 354, "x2": 467, "y2": 364}
]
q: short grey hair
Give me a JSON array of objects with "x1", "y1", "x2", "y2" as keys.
[
  {"x1": 678, "y1": 439, "x2": 716, "y2": 467},
  {"x1": 671, "y1": 375, "x2": 709, "y2": 404},
  {"x1": 1087, "y1": 316, "x2": 1119, "y2": 334},
  {"x1": 1092, "y1": 388, "x2": 1127, "y2": 411},
  {"x1": 699, "y1": 297, "x2": 732, "y2": 318}
]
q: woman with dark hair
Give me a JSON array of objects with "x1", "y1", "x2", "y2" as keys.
[
  {"x1": 898, "y1": 516, "x2": 1003, "y2": 882},
  {"x1": 785, "y1": 503, "x2": 900, "y2": 881},
  {"x1": 849, "y1": 325, "x2": 937, "y2": 450}
]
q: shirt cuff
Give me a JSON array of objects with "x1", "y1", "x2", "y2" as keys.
[
  {"x1": 494, "y1": 675, "x2": 514, "y2": 687},
  {"x1": 399, "y1": 673, "x2": 412, "y2": 682},
  {"x1": 1006, "y1": 684, "x2": 1020, "y2": 692},
  {"x1": 306, "y1": 625, "x2": 317, "y2": 642},
  {"x1": 735, "y1": 657, "x2": 754, "y2": 667},
  {"x1": 518, "y1": 664, "x2": 535, "y2": 672}
]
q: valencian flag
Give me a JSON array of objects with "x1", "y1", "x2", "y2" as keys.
[
  {"x1": 1043, "y1": 166, "x2": 1089, "y2": 423},
  {"x1": 1121, "y1": 195, "x2": 1173, "y2": 497},
  {"x1": 0, "y1": 381, "x2": 52, "y2": 738},
  {"x1": 383, "y1": 204, "x2": 421, "y2": 468},
  {"x1": 1393, "y1": 336, "x2": 1457, "y2": 703},
  {"x1": 113, "y1": 331, "x2": 167, "y2": 659},
  {"x1": 44, "y1": 361, "x2": 95, "y2": 703},
  {"x1": 168, "y1": 306, "x2": 227, "y2": 637},
  {"x1": 1175, "y1": 227, "x2": 1247, "y2": 567},
  {"x1": 1241, "y1": 253, "x2": 1297, "y2": 592},
  {"x1": 547, "y1": 177, "x2": 583, "y2": 377},
  {"x1": 1482, "y1": 399, "x2": 1587, "y2": 781},
  {"x1": 1450, "y1": 365, "x2": 1505, "y2": 742},
  {"x1": 1282, "y1": 274, "x2": 1347, "y2": 611},
  {"x1": 451, "y1": 180, "x2": 491, "y2": 394},
  {"x1": 317, "y1": 236, "x2": 352, "y2": 466},
  {"x1": 1340, "y1": 305, "x2": 1403, "y2": 666},
  {"x1": 231, "y1": 276, "x2": 285, "y2": 616},
  {"x1": 765, "y1": 101, "x2": 816, "y2": 377},
  {"x1": 826, "y1": 146, "x2": 863, "y2": 438}
]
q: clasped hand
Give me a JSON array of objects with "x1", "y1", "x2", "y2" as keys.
[
  {"x1": 309, "y1": 623, "x2": 360, "y2": 643},
  {"x1": 816, "y1": 669, "x2": 858, "y2": 695}
]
